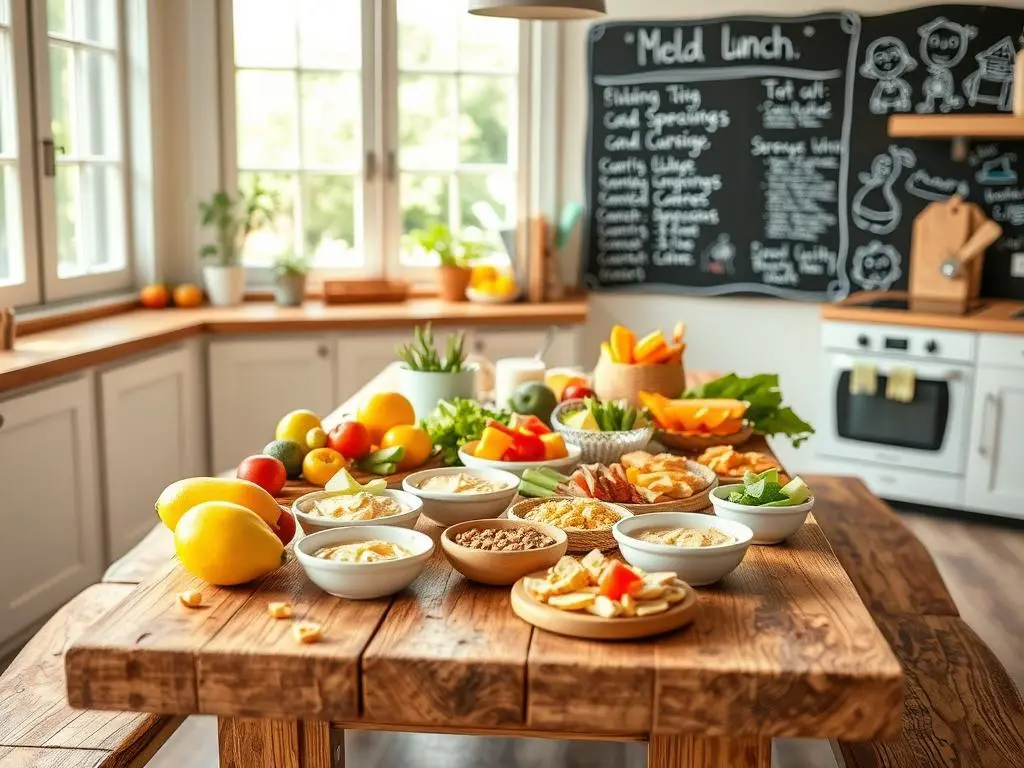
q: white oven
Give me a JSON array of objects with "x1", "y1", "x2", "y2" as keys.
[{"x1": 818, "y1": 322, "x2": 976, "y2": 477}]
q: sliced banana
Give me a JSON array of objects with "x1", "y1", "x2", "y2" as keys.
[
  {"x1": 636, "y1": 600, "x2": 670, "y2": 617},
  {"x1": 548, "y1": 592, "x2": 597, "y2": 611},
  {"x1": 632, "y1": 583, "x2": 668, "y2": 601},
  {"x1": 585, "y1": 595, "x2": 621, "y2": 618},
  {"x1": 619, "y1": 593, "x2": 637, "y2": 617},
  {"x1": 663, "y1": 587, "x2": 687, "y2": 605},
  {"x1": 644, "y1": 572, "x2": 678, "y2": 586}
]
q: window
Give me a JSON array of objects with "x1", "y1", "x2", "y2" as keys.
[
  {"x1": 0, "y1": 0, "x2": 133, "y2": 308},
  {"x1": 224, "y1": 0, "x2": 525, "y2": 279}
]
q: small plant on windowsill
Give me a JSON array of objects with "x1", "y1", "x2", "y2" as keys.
[
  {"x1": 198, "y1": 178, "x2": 277, "y2": 307},
  {"x1": 272, "y1": 253, "x2": 311, "y2": 307},
  {"x1": 406, "y1": 223, "x2": 485, "y2": 302}
]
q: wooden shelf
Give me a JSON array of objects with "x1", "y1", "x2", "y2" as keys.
[{"x1": 888, "y1": 114, "x2": 1024, "y2": 140}]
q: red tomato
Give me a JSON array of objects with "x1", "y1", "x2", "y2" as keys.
[
  {"x1": 561, "y1": 383, "x2": 596, "y2": 402},
  {"x1": 237, "y1": 455, "x2": 287, "y2": 497},
  {"x1": 271, "y1": 506, "x2": 297, "y2": 546},
  {"x1": 328, "y1": 421, "x2": 372, "y2": 459},
  {"x1": 598, "y1": 561, "x2": 642, "y2": 601}
]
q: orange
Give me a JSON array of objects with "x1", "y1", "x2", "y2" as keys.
[
  {"x1": 173, "y1": 283, "x2": 203, "y2": 308},
  {"x1": 140, "y1": 284, "x2": 169, "y2": 309},
  {"x1": 357, "y1": 392, "x2": 415, "y2": 445},
  {"x1": 302, "y1": 447, "x2": 348, "y2": 487},
  {"x1": 380, "y1": 425, "x2": 433, "y2": 471}
]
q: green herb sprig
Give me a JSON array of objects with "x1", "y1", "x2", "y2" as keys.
[{"x1": 396, "y1": 323, "x2": 467, "y2": 373}]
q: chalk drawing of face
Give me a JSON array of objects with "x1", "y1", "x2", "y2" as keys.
[
  {"x1": 861, "y1": 37, "x2": 916, "y2": 80},
  {"x1": 851, "y1": 242, "x2": 903, "y2": 291},
  {"x1": 918, "y1": 18, "x2": 974, "y2": 69}
]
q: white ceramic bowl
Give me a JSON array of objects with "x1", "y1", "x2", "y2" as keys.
[
  {"x1": 709, "y1": 485, "x2": 815, "y2": 545},
  {"x1": 612, "y1": 512, "x2": 753, "y2": 586},
  {"x1": 294, "y1": 525, "x2": 434, "y2": 599},
  {"x1": 291, "y1": 488, "x2": 422, "y2": 535},
  {"x1": 458, "y1": 440, "x2": 581, "y2": 478},
  {"x1": 401, "y1": 466, "x2": 520, "y2": 527}
]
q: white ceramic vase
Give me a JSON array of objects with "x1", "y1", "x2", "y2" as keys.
[
  {"x1": 396, "y1": 366, "x2": 478, "y2": 422},
  {"x1": 203, "y1": 265, "x2": 246, "y2": 307}
]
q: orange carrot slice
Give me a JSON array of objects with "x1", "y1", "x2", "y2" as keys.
[{"x1": 610, "y1": 325, "x2": 636, "y2": 364}]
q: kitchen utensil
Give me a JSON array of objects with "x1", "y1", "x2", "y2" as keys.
[{"x1": 534, "y1": 325, "x2": 558, "y2": 363}]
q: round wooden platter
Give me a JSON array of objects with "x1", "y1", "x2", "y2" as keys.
[{"x1": 510, "y1": 572, "x2": 699, "y2": 641}]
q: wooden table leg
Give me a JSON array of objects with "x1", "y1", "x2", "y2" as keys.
[
  {"x1": 217, "y1": 717, "x2": 334, "y2": 768},
  {"x1": 649, "y1": 735, "x2": 771, "y2": 768}
]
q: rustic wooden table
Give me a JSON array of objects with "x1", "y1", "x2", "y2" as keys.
[{"x1": 65, "y1": 367, "x2": 903, "y2": 768}]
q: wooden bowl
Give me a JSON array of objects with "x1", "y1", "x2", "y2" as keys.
[
  {"x1": 510, "y1": 572, "x2": 699, "y2": 640},
  {"x1": 593, "y1": 357, "x2": 684, "y2": 406},
  {"x1": 655, "y1": 424, "x2": 754, "y2": 452},
  {"x1": 507, "y1": 497, "x2": 632, "y2": 552},
  {"x1": 440, "y1": 519, "x2": 567, "y2": 586},
  {"x1": 620, "y1": 460, "x2": 717, "y2": 515}
]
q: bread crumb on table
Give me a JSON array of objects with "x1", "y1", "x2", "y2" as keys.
[
  {"x1": 267, "y1": 602, "x2": 293, "y2": 619},
  {"x1": 177, "y1": 590, "x2": 203, "y2": 608},
  {"x1": 292, "y1": 621, "x2": 323, "y2": 644}
]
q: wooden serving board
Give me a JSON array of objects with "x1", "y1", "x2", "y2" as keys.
[
  {"x1": 510, "y1": 572, "x2": 699, "y2": 640},
  {"x1": 274, "y1": 451, "x2": 445, "y2": 505}
]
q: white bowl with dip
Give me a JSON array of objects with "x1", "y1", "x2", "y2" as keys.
[
  {"x1": 458, "y1": 440, "x2": 582, "y2": 478},
  {"x1": 402, "y1": 466, "x2": 520, "y2": 527},
  {"x1": 613, "y1": 512, "x2": 753, "y2": 586},
  {"x1": 294, "y1": 525, "x2": 434, "y2": 599},
  {"x1": 291, "y1": 488, "x2": 422, "y2": 536},
  {"x1": 709, "y1": 485, "x2": 815, "y2": 545}
]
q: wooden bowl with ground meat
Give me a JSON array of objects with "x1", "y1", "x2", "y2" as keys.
[{"x1": 440, "y1": 519, "x2": 568, "y2": 586}]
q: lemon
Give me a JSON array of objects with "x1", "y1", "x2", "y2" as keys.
[
  {"x1": 306, "y1": 427, "x2": 328, "y2": 450},
  {"x1": 155, "y1": 477, "x2": 281, "y2": 531},
  {"x1": 275, "y1": 410, "x2": 322, "y2": 449},
  {"x1": 174, "y1": 502, "x2": 285, "y2": 586}
]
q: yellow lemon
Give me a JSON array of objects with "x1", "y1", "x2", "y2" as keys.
[
  {"x1": 275, "y1": 410, "x2": 322, "y2": 448},
  {"x1": 155, "y1": 477, "x2": 281, "y2": 531},
  {"x1": 174, "y1": 502, "x2": 285, "y2": 586},
  {"x1": 357, "y1": 392, "x2": 415, "y2": 445}
]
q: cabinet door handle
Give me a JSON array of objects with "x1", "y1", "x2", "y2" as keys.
[
  {"x1": 0, "y1": 413, "x2": 4, "y2": 431},
  {"x1": 317, "y1": 345, "x2": 330, "y2": 359},
  {"x1": 978, "y1": 393, "x2": 999, "y2": 458}
]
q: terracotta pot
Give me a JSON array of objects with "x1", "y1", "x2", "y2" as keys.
[
  {"x1": 593, "y1": 357, "x2": 685, "y2": 407},
  {"x1": 437, "y1": 266, "x2": 472, "y2": 302}
]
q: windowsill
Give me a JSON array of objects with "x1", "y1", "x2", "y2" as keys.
[{"x1": 14, "y1": 292, "x2": 142, "y2": 336}]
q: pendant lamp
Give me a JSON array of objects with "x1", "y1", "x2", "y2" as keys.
[{"x1": 468, "y1": 0, "x2": 606, "y2": 20}]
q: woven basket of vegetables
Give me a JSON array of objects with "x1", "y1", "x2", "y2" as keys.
[{"x1": 551, "y1": 399, "x2": 653, "y2": 465}]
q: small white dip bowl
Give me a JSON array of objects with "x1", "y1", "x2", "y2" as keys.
[
  {"x1": 612, "y1": 512, "x2": 753, "y2": 586},
  {"x1": 291, "y1": 488, "x2": 422, "y2": 535},
  {"x1": 709, "y1": 485, "x2": 815, "y2": 545},
  {"x1": 402, "y1": 466, "x2": 520, "y2": 527}
]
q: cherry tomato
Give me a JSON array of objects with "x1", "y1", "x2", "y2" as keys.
[
  {"x1": 237, "y1": 455, "x2": 287, "y2": 497},
  {"x1": 271, "y1": 506, "x2": 297, "y2": 546},
  {"x1": 598, "y1": 561, "x2": 642, "y2": 601},
  {"x1": 328, "y1": 420, "x2": 372, "y2": 459},
  {"x1": 561, "y1": 383, "x2": 596, "y2": 402}
]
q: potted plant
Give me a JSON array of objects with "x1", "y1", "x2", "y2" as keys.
[
  {"x1": 407, "y1": 224, "x2": 484, "y2": 301},
  {"x1": 198, "y1": 179, "x2": 277, "y2": 307},
  {"x1": 395, "y1": 323, "x2": 477, "y2": 420},
  {"x1": 272, "y1": 253, "x2": 310, "y2": 307}
]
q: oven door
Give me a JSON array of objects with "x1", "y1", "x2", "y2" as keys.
[{"x1": 819, "y1": 353, "x2": 973, "y2": 475}]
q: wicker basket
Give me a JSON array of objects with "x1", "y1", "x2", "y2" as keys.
[
  {"x1": 592, "y1": 357, "x2": 684, "y2": 407},
  {"x1": 619, "y1": 461, "x2": 718, "y2": 515},
  {"x1": 507, "y1": 497, "x2": 632, "y2": 552},
  {"x1": 655, "y1": 424, "x2": 754, "y2": 452},
  {"x1": 550, "y1": 400, "x2": 654, "y2": 464}
]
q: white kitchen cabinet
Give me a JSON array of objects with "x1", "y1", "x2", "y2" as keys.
[
  {"x1": 0, "y1": 376, "x2": 104, "y2": 647},
  {"x1": 209, "y1": 338, "x2": 336, "y2": 471},
  {"x1": 965, "y1": 363, "x2": 1024, "y2": 519},
  {"x1": 336, "y1": 333, "x2": 406, "y2": 408},
  {"x1": 100, "y1": 344, "x2": 204, "y2": 561}
]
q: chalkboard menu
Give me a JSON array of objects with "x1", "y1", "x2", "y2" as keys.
[{"x1": 582, "y1": 5, "x2": 1024, "y2": 301}]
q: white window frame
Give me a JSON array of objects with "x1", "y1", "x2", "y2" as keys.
[
  {"x1": 219, "y1": 0, "x2": 533, "y2": 286},
  {"x1": 0, "y1": 0, "x2": 41, "y2": 307},
  {"x1": 219, "y1": 0, "x2": 380, "y2": 285},
  {"x1": 30, "y1": 0, "x2": 135, "y2": 303}
]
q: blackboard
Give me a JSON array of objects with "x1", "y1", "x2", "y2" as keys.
[{"x1": 582, "y1": 5, "x2": 1024, "y2": 301}]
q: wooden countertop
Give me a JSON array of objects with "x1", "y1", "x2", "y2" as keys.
[
  {"x1": 822, "y1": 292, "x2": 1024, "y2": 333},
  {"x1": 0, "y1": 298, "x2": 589, "y2": 394}
]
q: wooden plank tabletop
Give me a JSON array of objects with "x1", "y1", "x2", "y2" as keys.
[{"x1": 66, "y1": 367, "x2": 903, "y2": 745}]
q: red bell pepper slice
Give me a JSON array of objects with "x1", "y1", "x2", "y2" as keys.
[
  {"x1": 518, "y1": 414, "x2": 551, "y2": 435},
  {"x1": 488, "y1": 419, "x2": 545, "y2": 461},
  {"x1": 598, "y1": 561, "x2": 643, "y2": 601}
]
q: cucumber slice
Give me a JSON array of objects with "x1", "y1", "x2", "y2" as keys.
[
  {"x1": 745, "y1": 478, "x2": 767, "y2": 500},
  {"x1": 781, "y1": 477, "x2": 811, "y2": 505},
  {"x1": 742, "y1": 470, "x2": 759, "y2": 486},
  {"x1": 756, "y1": 469, "x2": 780, "y2": 485},
  {"x1": 761, "y1": 498, "x2": 798, "y2": 507}
]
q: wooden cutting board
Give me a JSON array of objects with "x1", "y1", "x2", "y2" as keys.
[{"x1": 274, "y1": 451, "x2": 445, "y2": 504}]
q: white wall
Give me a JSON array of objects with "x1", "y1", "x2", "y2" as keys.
[{"x1": 557, "y1": 0, "x2": 993, "y2": 471}]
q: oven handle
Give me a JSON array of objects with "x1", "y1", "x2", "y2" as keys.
[{"x1": 978, "y1": 394, "x2": 1000, "y2": 458}]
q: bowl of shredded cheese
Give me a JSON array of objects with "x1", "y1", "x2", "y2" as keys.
[{"x1": 507, "y1": 496, "x2": 633, "y2": 552}]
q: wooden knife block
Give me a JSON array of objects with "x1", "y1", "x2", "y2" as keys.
[{"x1": 909, "y1": 197, "x2": 994, "y2": 314}]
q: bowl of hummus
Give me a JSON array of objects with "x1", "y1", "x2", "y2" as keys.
[
  {"x1": 291, "y1": 489, "x2": 422, "y2": 535},
  {"x1": 403, "y1": 467, "x2": 519, "y2": 528},
  {"x1": 613, "y1": 512, "x2": 753, "y2": 586},
  {"x1": 295, "y1": 525, "x2": 434, "y2": 599}
]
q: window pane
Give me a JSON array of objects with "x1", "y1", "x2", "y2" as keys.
[
  {"x1": 459, "y1": 76, "x2": 512, "y2": 164},
  {"x1": 0, "y1": 0, "x2": 8, "y2": 26},
  {"x1": 234, "y1": 0, "x2": 296, "y2": 68},
  {"x1": 74, "y1": 0, "x2": 116, "y2": 48},
  {"x1": 300, "y1": 73, "x2": 360, "y2": 168},
  {"x1": 238, "y1": 172, "x2": 295, "y2": 266},
  {"x1": 460, "y1": 171, "x2": 514, "y2": 230},
  {"x1": 79, "y1": 162, "x2": 124, "y2": 271},
  {"x1": 401, "y1": 173, "x2": 451, "y2": 239},
  {"x1": 459, "y1": 14, "x2": 518, "y2": 72},
  {"x1": 46, "y1": 0, "x2": 70, "y2": 35},
  {"x1": 49, "y1": 44, "x2": 74, "y2": 154},
  {"x1": 0, "y1": 30, "x2": 14, "y2": 156},
  {"x1": 80, "y1": 49, "x2": 119, "y2": 158},
  {"x1": 236, "y1": 70, "x2": 298, "y2": 168},
  {"x1": 0, "y1": 164, "x2": 23, "y2": 285},
  {"x1": 303, "y1": 174, "x2": 360, "y2": 267},
  {"x1": 299, "y1": 0, "x2": 360, "y2": 70},
  {"x1": 397, "y1": 0, "x2": 458, "y2": 71},
  {"x1": 399, "y1": 75, "x2": 456, "y2": 168},
  {"x1": 54, "y1": 164, "x2": 80, "y2": 275}
]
